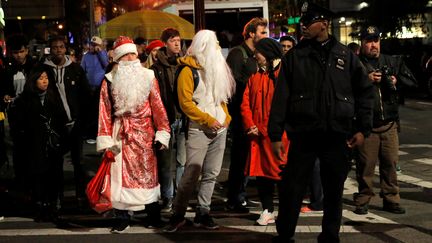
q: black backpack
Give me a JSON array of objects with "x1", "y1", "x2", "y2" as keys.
[
  {"x1": 173, "y1": 65, "x2": 200, "y2": 113},
  {"x1": 173, "y1": 65, "x2": 200, "y2": 139},
  {"x1": 234, "y1": 45, "x2": 249, "y2": 64}
]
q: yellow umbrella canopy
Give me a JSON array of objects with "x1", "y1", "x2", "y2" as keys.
[{"x1": 98, "y1": 10, "x2": 195, "y2": 40}]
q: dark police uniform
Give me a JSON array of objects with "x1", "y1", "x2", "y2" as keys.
[{"x1": 268, "y1": 3, "x2": 374, "y2": 242}]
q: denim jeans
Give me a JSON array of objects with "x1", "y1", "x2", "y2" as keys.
[
  {"x1": 173, "y1": 119, "x2": 187, "y2": 190},
  {"x1": 175, "y1": 131, "x2": 186, "y2": 189},
  {"x1": 157, "y1": 119, "x2": 188, "y2": 200}
]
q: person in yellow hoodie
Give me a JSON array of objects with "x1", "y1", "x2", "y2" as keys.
[{"x1": 164, "y1": 30, "x2": 236, "y2": 232}]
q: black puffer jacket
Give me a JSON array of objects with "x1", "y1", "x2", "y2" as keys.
[
  {"x1": 10, "y1": 89, "x2": 68, "y2": 174},
  {"x1": 268, "y1": 36, "x2": 374, "y2": 141}
]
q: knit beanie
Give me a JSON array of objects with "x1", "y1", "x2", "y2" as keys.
[
  {"x1": 145, "y1": 40, "x2": 164, "y2": 54},
  {"x1": 113, "y1": 36, "x2": 138, "y2": 62},
  {"x1": 255, "y1": 38, "x2": 283, "y2": 61}
]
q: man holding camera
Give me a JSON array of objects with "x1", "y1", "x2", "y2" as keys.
[{"x1": 353, "y1": 26, "x2": 416, "y2": 215}]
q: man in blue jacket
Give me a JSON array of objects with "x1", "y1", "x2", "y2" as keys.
[{"x1": 81, "y1": 36, "x2": 109, "y2": 144}]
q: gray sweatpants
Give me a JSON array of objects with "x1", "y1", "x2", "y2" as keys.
[{"x1": 173, "y1": 129, "x2": 227, "y2": 216}]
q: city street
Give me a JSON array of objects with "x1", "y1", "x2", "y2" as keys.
[{"x1": 0, "y1": 98, "x2": 431, "y2": 243}]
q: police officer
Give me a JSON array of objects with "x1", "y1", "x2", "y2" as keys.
[
  {"x1": 353, "y1": 26, "x2": 417, "y2": 215},
  {"x1": 268, "y1": 2, "x2": 374, "y2": 242}
]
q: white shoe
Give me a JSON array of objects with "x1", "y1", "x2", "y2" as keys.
[
  {"x1": 86, "y1": 139, "x2": 97, "y2": 144},
  {"x1": 256, "y1": 209, "x2": 275, "y2": 226}
]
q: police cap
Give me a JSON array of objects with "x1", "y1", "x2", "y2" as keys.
[
  {"x1": 360, "y1": 26, "x2": 380, "y2": 40},
  {"x1": 299, "y1": 2, "x2": 334, "y2": 27}
]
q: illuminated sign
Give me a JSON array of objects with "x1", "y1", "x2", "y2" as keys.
[{"x1": 288, "y1": 16, "x2": 300, "y2": 25}]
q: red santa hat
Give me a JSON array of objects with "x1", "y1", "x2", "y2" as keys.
[
  {"x1": 145, "y1": 40, "x2": 164, "y2": 54},
  {"x1": 113, "y1": 36, "x2": 138, "y2": 62}
]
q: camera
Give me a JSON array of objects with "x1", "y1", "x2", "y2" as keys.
[{"x1": 378, "y1": 65, "x2": 396, "y2": 91}]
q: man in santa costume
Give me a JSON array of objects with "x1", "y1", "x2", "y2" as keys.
[{"x1": 96, "y1": 36, "x2": 171, "y2": 233}]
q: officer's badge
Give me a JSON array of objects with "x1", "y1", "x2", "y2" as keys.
[
  {"x1": 367, "y1": 26, "x2": 376, "y2": 34},
  {"x1": 301, "y1": 2, "x2": 309, "y2": 13},
  {"x1": 336, "y1": 58, "x2": 345, "y2": 70}
]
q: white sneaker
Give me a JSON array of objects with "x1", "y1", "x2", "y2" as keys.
[
  {"x1": 256, "y1": 209, "x2": 275, "y2": 226},
  {"x1": 86, "y1": 139, "x2": 97, "y2": 144}
]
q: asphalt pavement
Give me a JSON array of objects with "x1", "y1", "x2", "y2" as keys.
[{"x1": 0, "y1": 98, "x2": 431, "y2": 243}]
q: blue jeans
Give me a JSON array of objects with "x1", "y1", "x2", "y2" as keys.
[
  {"x1": 156, "y1": 133, "x2": 174, "y2": 200},
  {"x1": 157, "y1": 119, "x2": 188, "y2": 199},
  {"x1": 172, "y1": 119, "x2": 187, "y2": 190},
  {"x1": 175, "y1": 131, "x2": 186, "y2": 189}
]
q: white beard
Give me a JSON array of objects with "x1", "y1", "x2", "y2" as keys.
[{"x1": 111, "y1": 59, "x2": 152, "y2": 116}]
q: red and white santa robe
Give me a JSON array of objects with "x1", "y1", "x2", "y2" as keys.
[{"x1": 96, "y1": 66, "x2": 170, "y2": 211}]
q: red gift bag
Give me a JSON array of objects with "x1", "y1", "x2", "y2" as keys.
[{"x1": 86, "y1": 151, "x2": 115, "y2": 213}]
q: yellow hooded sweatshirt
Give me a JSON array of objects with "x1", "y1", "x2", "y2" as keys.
[{"x1": 176, "y1": 56, "x2": 231, "y2": 130}]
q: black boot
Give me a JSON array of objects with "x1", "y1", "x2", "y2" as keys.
[
  {"x1": 35, "y1": 202, "x2": 56, "y2": 222},
  {"x1": 34, "y1": 201, "x2": 45, "y2": 222},
  {"x1": 111, "y1": 218, "x2": 130, "y2": 234},
  {"x1": 143, "y1": 202, "x2": 165, "y2": 228},
  {"x1": 111, "y1": 209, "x2": 131, "y2": 234}
]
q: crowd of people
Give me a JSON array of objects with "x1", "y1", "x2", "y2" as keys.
[{"x1": 0, "y1": 2, "x2": 419, "y2": 242}]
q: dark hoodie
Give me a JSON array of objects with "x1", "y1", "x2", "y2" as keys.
[{"x1": 43, "y1": 55, "x2": 90, "y2": 124}]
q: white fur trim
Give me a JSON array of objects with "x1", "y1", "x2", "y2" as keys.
[
  {"x1": 155, "y1": 130, "x2": 171, "y2": 148},
  {"x1": 105, "y1": 72, "x2": 113, "y2": 82},
  {"x1": 113, "y1": 43, "x2": 138, "y2": 62},
  {"x1": 111, "y1": 185, "x2": 160, "y2": 211},
  {"x1": 143, "y1": 68, "x2": 156, "y2": 83},
  {"x1": 96, "y1": 135, "x2": 114, "y2": 152}
]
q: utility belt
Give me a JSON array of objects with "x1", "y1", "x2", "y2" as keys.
[{"x1": 372, "y1": 121, "x2": 395, "y2": 134}]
